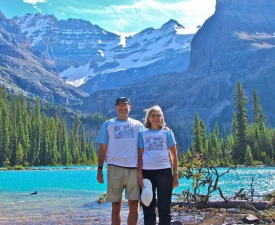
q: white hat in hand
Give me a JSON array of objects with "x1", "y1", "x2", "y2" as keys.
[{"x1": 141, "y1": 179, "x2": 153, "y2": 207}]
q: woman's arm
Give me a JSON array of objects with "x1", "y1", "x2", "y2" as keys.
[{"x1": 169, "y1": 145, "x2": 179, "y2": 188}]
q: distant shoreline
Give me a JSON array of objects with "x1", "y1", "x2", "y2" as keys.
[
  {"x1": 0, "y1": 165, "x2": 97, "y2": 171},
  {"x1": 1, "y1": 164, "x2": 275, "y2": 171}
]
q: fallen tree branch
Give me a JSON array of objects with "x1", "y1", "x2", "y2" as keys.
[
  {"x1": 241, "y1": 201, "x2": 262, "y2": 216},
  {"x1": 171, "y1": 200, "x2": 268, "y2": 210}
]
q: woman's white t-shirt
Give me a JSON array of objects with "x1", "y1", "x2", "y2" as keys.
[{"x1": 138, "y1": 128, "x2": 176, "y2": 170}]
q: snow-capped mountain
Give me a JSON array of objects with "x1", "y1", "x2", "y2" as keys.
[{"x1": 13, "y1": 14, "x2": 196, "y2": 93}]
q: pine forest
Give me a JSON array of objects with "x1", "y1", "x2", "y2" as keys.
[
  {"x1": 0, "y1": 86, "x2": 98, "y2": 168},
  {"x1": 0, "y1": 81, "x2": 275, "y2": 168}
]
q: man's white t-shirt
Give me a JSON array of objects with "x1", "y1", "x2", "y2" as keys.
[{"x1": 96, "y1": 118, "x2": 144, "y2": 167}]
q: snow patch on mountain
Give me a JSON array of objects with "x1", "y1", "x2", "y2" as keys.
[
  {"x1": 14, "y1": 13, "x2": 55, "y2": 46},
  {"x1": 59, "y1": 22, "x2": 196, "y2": 87},
  {"x1": 60, "y1": 63, "x2": 93, "y2": 87}
]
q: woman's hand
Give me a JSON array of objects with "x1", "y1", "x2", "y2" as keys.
[{"x1": 172, "y1": 174, "x2": 179, "y2": 188}]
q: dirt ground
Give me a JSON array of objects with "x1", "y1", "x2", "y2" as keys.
[
  {"x1": 171, "y1": 207, "x2": 244, "y2": 224},
  {"x1": 171, "y1": 207, "x2": 275, "y2": 225}
]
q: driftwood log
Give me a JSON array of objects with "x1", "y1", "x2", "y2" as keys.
[{"x1": 171, "y1": 200, "x2": 268, "y2": 210}]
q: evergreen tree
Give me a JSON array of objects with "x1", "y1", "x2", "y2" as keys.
[
  {"x1": 9, "y1": 100, "x2": 19, "y2": 166},
  {"x1": 0, "y1": 96, "x2": 10, "y2": 165},
  {"x1": 70, "y1": 114, "x2": 81, "y2": 164},
  {"x1": 200, "y1": 120, "x2": 208, "y2": 155},
  {"x1": 251, "y1": 89, "x2": 266, "y2": 128},
  {"x1": 79, "y1": 124, "x2": 87, "y2": 164},
  {"x1": 233, "y1": 81, "x2": 249, "y2": 163},
  {"x1": 244, "y1": 145, "x2": 253, "y2": 166},
  {"x1": 90, "y1": 143, "x2": 97, "y2": 164},
  {"x1": 30, "y1": 98, "x2": 42, "y2": 165},
  {"x1": 60, "y1": 118, "x2": 71, "y2": 165},
  {"x1": 192, "y1": 112, "x2": 203, "y2": 153},
  {"x1": 16, "y1": 142, "x2": 24, "y2": 165},
  {"x1": 221, "y1": 125, "x2": 227, "y2": 157},
  {"x1": 247, "y1": 123, "x2": 260, "y2": 161},
  {"x1": 211, "y1": 122, "x2": 221, "y2": 159},
  {"x1": 48, "y1": 117, "x2": 58, "y2": 165}
]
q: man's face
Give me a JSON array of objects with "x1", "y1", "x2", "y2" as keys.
[{"x1": 116, "y1": 102, "x2": 131, "y2": 118}]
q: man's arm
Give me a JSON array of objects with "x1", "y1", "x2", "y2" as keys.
[
  {"x1": 97, "y1": 143, "x2": 107, "y2": 183},
  {"x1": 138, "y1": 147, "x2": 144, "y2": 188}
]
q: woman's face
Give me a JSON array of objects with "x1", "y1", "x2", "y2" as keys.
[{"x1": 148, "y1": 110, "x2": 163, "y2": 128}]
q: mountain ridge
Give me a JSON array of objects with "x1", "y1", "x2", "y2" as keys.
[{"x1": 13, "y1": 13, "x2": 195, "y2": 92}]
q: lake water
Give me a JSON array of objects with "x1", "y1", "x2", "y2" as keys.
[{"x1": 0, "y1": 166, "x2": 275, "y2": 224}]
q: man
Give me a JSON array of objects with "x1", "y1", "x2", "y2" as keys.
[{"x1": 96, "y1": 97, "x2": 144, "y2": 225}]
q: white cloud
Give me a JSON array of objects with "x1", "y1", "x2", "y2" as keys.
[
  {"x1": 23, "y1": 0, "x2": 47, "y2": 4},
  {"x1": 33, "y1": 5, "x2": 42, "y2": 13},
  {"x1": 23, "y1": 0, "x2": 46, "y2": 14},
  {"x1": 84, "y1": 0, "x2": 214, "y2": 32},
  {"x1": 51, "y1": 0, "x2": 215, "y2": 34}
]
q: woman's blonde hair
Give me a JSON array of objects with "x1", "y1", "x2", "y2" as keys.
[{"x1": 144, "y1": 105, "x2": 166, "y2": 129}]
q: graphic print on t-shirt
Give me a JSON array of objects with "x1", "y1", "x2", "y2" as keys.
[
  {"x1": 145, "y1": 135, "x2": 163, "y2": 150},
  {"x1": 114, "y1": 125, "x2": 134, "y2": 139}
]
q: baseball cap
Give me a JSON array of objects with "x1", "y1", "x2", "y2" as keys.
[
  {"x1": 115, "y1": 97, "x2": 131, "y2": 105},
  {"x1": 141, "y1": 179, "x2": 153, "y2": 207}
]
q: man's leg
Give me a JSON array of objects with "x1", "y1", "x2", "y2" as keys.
[
  {"x1": 112, "y1": 201, "x2": 122, "y2": 225},
  {"x1": 128, "y1": 200, "x2": 139, "y2": 225}
]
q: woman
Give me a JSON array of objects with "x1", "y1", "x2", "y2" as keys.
[{"x1": 138, "y1": 105, "x2": 179, "y2": 225}]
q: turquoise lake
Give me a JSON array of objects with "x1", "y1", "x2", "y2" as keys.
[{"x1": 0, "y1": 166, "x2": 275, "y2": 224}]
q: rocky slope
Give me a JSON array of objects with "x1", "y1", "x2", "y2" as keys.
[{"x1": 0, "y1": 11, "x2": 88, "y2": 104}]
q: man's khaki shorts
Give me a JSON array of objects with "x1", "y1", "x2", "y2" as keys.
[{"x1": 106, "y1": 165, "x2": 140, "y2": 202}]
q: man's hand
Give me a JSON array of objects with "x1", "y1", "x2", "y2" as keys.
[
  {"x1": 97, "y1": 143, "x2": 107, "y2": 184},
  {"x1": 138, "y1": 174, "x2": 144, "y2": 188},
  {"x1": 97, "y1": 170, "x2": 104, "y2": 183}
]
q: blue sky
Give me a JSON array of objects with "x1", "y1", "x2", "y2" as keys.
[{"x1": 0, "y1": 0, "x2": 216, "y2": 35}]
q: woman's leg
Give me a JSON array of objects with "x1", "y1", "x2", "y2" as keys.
[
  {"x1": 156, "y1": 169, "x2": 173, "y2": 225},
  {"x1": 142, "y1": 170, "x2": 157, "y2": 225}
]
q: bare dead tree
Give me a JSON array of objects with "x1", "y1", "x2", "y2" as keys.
[{"x1": 178, "y1": 153, "x2": 235, "y2": 203}]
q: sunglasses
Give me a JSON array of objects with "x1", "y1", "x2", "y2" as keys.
[{"x1": 150, "y1": 114, "x2": 162, "y2": 118}]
